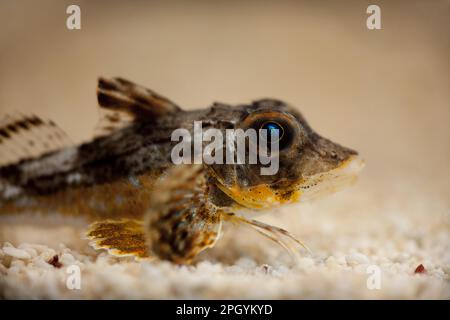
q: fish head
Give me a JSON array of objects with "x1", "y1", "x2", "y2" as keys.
[{"x1": 207, "y1": 99, "x2": 365, "y2": 210}]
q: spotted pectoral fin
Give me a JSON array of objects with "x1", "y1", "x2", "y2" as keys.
[
  {"x1": 0, "y1": 113, "x2": 73, "y2": 166},
  {"x1": 85, "y1": 219, "x2": 151, "y2": 259},
  {"x1": 145, "y1": 164, "x2": 222, "y2": 264},
  {"x1": 95, "y1": 77, "x2": 181, "y2": 137}
]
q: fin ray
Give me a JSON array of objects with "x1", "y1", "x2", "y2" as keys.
[
  {"x1": 145, "y1": 164, "x2": 222, "y2": 264},
  {"x1": 86, "y1": 219, "x2": 150, "y2": 259},
  {"x1": 95, "y1": 77, "x2": 181, "y2": 137},
  {"x1": 223, "y1": 212, "x2": 311, "y2": 262},
  {"x1": 0, "y1": 113, "x2": 73, "y2": 166}
]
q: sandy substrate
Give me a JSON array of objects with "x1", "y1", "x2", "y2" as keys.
[{"x1": 1, "y1": 184, "x2": 449, "y2": 299}]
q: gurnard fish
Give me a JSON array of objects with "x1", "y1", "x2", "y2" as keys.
[{"x1": 0, "y1": 77, "x2": 364, "y2": 263}]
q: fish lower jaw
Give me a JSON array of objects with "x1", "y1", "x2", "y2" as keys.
[{"x1": 297, "y1": 155, "x2": 365, "y2": 202}]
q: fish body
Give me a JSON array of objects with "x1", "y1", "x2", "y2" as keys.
[{"x1": 0, "y1": 77, "x2": 364, "y2": 263}]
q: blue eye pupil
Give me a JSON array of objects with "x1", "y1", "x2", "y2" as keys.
[
  {"x1": 262, "y1": 122, "x2": 282, "y2": 135},
  {"x1": 261, "y1": 122, "x2": 284, "y2": 142},
  {"x1": 264, "y1": 123, "x2": 280, "y2": 132}
]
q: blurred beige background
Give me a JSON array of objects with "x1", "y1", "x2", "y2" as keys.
[
  {"x1": 0, "y1": 0, "x2": 449, "y2": 299},
  {"x1": 0, "y1": 0, "x2": 449, "y2": 196}
]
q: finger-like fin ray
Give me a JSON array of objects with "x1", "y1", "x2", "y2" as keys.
[{"x1": 223, "y1": 212, "x2": 311, "y2": 262}]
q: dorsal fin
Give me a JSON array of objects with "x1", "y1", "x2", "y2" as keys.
[
  {"x1": 94, "y1": 109, "x2": 136, "y2": 138},
  {"x1": 95, "y1": 77, "x2": 181, "y2": 137},
  {"x1": 0, "y1": 113, "x2": 73, "y2": 166}
]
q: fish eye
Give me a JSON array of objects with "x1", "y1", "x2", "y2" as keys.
[{"x1": 240, "y1": 111, "x2": 300, "y2": 152}]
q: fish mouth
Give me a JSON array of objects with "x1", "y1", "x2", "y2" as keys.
[
  {"x1": 211, "y1": 155, "x2": 364, "y2": 210},
  {"x1": 296, "y1": 155, "x2": 365, "y2": 203}
]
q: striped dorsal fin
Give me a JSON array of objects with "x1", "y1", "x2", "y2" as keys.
[
  {"x1": 94, "y1": 77, "x2": 181, "y2": 137},
  {"x1": 0, "y1": 113, "x2": 73, "y2": 167}
]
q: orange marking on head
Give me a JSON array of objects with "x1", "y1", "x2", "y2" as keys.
[{"x1": 218, "y1": 183, "x2": 301, "y2": 210}]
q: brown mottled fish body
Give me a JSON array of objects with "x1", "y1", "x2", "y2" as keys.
[{"x1": 0, "y1": 77, "x2": 364, "y2": 263}]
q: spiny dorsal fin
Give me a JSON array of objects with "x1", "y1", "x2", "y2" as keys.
[
  {"x1": 97, "y1": 77, "x2": 181, "y2": 116},
  {"x1": 94, "y1": 109, "x2": 136, "y2": 138},
  {"x1": 0, "y1": 113, "x2": 73, "y2": 166},
  {"x1": 95, "y1": 77, "x2": 181, "y2": 136}
]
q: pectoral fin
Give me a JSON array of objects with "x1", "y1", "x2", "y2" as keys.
[
  {"x1": 145, "y1": 164, "x2": 222, "y2": 264},
  {"x1": 85, "y1": 165, "x2": 222, "y2": 263},
  {"x1": 86, "y1": 219, "x2": 150, "y2": 259}
]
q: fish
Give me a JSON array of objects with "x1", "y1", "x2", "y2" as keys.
[{"x1": 0, "y1": 77, "x2": 364, "y2": 264}]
